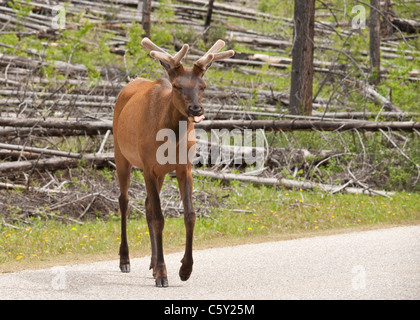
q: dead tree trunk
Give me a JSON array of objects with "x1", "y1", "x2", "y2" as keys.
[
  {"x1": 289, "y1": 0, "x2": 315, "y2": 115},
  {"x1": 0, "y1": 153, "x2": 114, "y2": 175},
  {"x1": 205, "y1": 0, "x2": 215, "y2": 29},
  {"x1": 194, "y1": 119, "x2": 420, "y2": 132},
  {"x1": 142, "y1": 0, "x2": 152, "y2": 38},
  {"x1": 391, "y1": 17, "x2": 420, "y2": 34},
  {"x1": 381, "y1": 0, "x2": 393, "y2": 36},
  {"x1": 204, "y1": 0, "x2": 215, "y2": 42},
  {"x1": 193, "y1": 169, "x2": 393, "y2": 197},
  {"x1": 369, "y1": 0, "x2": 381, "y2": 85},
  {"x1": 2, "y1": 117, "x2": 419, "y2": 132}
]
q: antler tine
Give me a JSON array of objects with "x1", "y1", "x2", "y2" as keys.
[
  {"x1": 141, "y1": 37, "x2": 188, "y2": 69},
  {"x1": 206, "y1": 39, "x2": 226, "y2": 54},
  {"x1": 212, "y1": 50, "x2": 235, "y2": 61},
  {"x1": 141, "y1": 37, "x2": 167, "y2": 53},
  {"x1": 149, "y1": 50, "x2": 173, "y2": 66},
  {"x1": 194, "y1": 40, "x2": 235, "y2": 70},
  {"x1": 173, "y1": 44, "x2": 189, "y2": 67}
]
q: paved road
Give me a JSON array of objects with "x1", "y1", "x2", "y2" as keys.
[{"x1": 0, "y1": 226, "x2": 419, "y2": 300}]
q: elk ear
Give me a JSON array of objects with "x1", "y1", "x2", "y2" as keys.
[
  {"x1": 196, "y1": 62, "x2": 212, "y2": 78},
  {"x1": 159, "y1": 60, "x2": 170, "y2": 71},
  {"x1": 193, "y1": 56, "x2": 213, "y2": 78},
  {"x1": 205, "y1": 62, "x2": 212, "y2": 71},
  {"x1": 160, "y1": 60, "x2": 177, "y2": 79}
]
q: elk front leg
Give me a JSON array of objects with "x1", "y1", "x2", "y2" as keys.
[
  {"x1": 176, "y1": 167, "x2": 196, "y2": 281},
  {"x1": 145, "y1": 176, "x2": 164, "y2": 278},
  {"x1": 144, "y1": 172, "x2": 168, "y2": 287}
]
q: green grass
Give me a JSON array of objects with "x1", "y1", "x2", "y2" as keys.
[{"x1": 1, "y1": 178, "x2": 419, "y2": 272}]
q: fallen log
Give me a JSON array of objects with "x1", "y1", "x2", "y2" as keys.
[
  {"x1": 0, "y1": 98, "x2": 115, "y2": 109},
  {"x1": 195, "y1": 139, "x2": 334, "y2": 164},
  {"x1": 391, "y1": 17, "x2": 420, "y2": 34},
  {"x1": 364, "y1": 84, "x2": 402, "y2": 112},
  {"x1": 0, "y1": 181, "x2": 73, "y2": 194},
  {"x1": 0, "y1": 153, "x2": 114, "y2": 175},
  {"x1": 202, "y1": 104, "x2": 420, "y2": 120},
  {"x1": 310, "y1": 111, "x2": 419, "y2": 120},
  {"x1": 0, "y1": 150, "x2": 41, "y2": 160},
  {"x1": 0, "y1": 127, "x2": 94, "y2": 138},
  {"x1": 0, "y1": 142, "x2": 82, "y2": 159},
  {"x1": 0, "y1": 89, "x2": 117, "y2": 103},
  {"x1": 195, "y1": 119, "x2": 420, "y2": 132},
  {"x1": 0, "y1": 118, "x2": 113, "y2": 133},
  {"x1": 193, "y1": 169, "x2": 394, "y2": 197},
  {"x1": 0, "y1": 54, "x2": 88, "y2": 75},
  {"x1": 1, "y1": 117, "x2": 419, "y2": 132}
]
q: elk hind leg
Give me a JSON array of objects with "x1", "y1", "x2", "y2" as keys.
[{"x1": 115, "y1": 152, "x2": 132, "y2": 273}]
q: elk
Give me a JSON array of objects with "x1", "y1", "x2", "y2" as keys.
[{"x1": 113, "y1": 38, "x2": 234, "y2": 287}]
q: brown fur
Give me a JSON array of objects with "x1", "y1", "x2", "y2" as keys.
[{"x1": 113, "y1": 66, "x2": 205, "y2": 287}]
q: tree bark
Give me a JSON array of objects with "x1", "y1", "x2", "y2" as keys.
[
  {"x1": 369, "y1": 0, "x2": 381, "y2": 85},
  {"x1": 204, "y1": 0, "x2": 215, "y2": 30},
  {"x1": 289, "y1": 0, "x2": 315, "y2": 115},
  {"x1": 381, "y1": 0, "x2": 392, "y2": 36},
  {"x1": 142, "y1": 0, "x2": 152, "y2": 38}
]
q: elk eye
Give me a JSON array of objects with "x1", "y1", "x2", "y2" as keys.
[{"x1": 172, "y1": 84, "x2": 181, "y2": 90}]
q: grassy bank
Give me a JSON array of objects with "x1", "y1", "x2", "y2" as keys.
[{"x1": 1, "y1": 178, "x2": 419, "y2": 272}]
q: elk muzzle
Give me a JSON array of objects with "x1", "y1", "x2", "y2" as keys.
[{"x1": 188, "y1": 105, "x2": 205, "y2": 123}]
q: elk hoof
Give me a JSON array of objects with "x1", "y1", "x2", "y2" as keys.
[
  {"x1": 155, "y1": 277, "x2": 168, "y2": 288},
  {"x1": 120, "y1": 264, "x2": 130, "y2": 273},
  {"x1": 179, "y1": 262, "x2": 192, "y2": 281},
  {"x1": 179, "y1": 272, "x2": 191, "y2": 281}
]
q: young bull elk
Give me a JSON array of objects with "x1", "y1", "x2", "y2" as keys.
[{"x1": 113, "y1": 38, "x2": 234, "y2": 287}]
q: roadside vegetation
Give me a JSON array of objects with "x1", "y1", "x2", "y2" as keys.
[
  {"x1": 1, "y1": 170, "x2": 419, "y2": 271},
  {"x1": 0, "y1": 0, "x2": 419, "y2": 271}
]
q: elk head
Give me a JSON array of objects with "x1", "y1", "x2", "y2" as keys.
[{"x1": 141, "y1": 38, "x2": 234, "y2": 123}]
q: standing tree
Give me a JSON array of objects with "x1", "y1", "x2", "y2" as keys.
[
  {"x1": 204, "y1": 0, "x2": 216, "y2": 42},
  {"x1": 289, "y1": 0, "x2": 315, "y2": 115},
  {"x1": 205, "y1": 0, "x2": 215, "y2": 30},
  {"x1": 369, "y1": 0, "x2": 381, "y2": 85},
  {"x1": 142, "y1": 0, "x2": 152, "y2": 38}
]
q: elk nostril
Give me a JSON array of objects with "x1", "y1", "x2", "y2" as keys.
[{"x1": 189, "y1": 105, "x2": 202, "y2": 115}]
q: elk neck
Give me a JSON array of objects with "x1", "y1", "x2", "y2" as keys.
[{"x1": 160, "y1": 88, "x2": 192, "y2": 142}]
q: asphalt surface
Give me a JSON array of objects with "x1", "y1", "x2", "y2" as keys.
[{"x1": 0, "y1": 226, "x2": 419, "y2": 300}]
